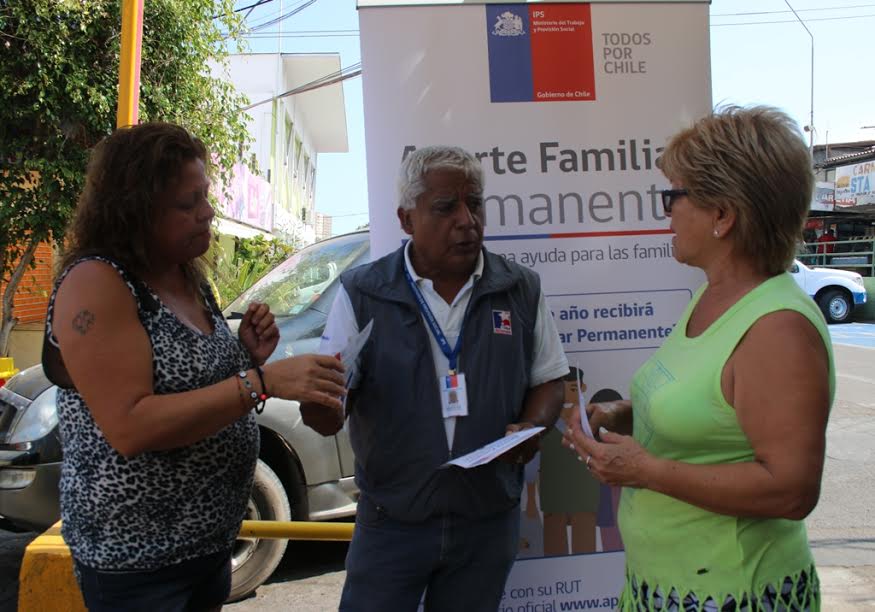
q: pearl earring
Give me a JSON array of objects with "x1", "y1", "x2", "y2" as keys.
[{"x1": 713, "y1": 229, "x2": 719, "y2": 238}]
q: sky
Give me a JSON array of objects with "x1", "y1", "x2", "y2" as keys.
[{"x1": 234, "y1": 0, "x2": 875, "y2": 236}]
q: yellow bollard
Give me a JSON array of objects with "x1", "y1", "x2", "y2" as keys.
[
  {"x1": 18, "y1": 520, "x2": 354, "y2": 610},
  {"x1": 17, "y1": 522, "x2": 86, "y2": 612},
  {"x1": 0, "y1": 357, "x2": 19, "y2": 386}
]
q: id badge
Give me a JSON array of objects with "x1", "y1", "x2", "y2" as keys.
[{"x1": 441, "y1": 373, "x2": 468, "y2": 418}]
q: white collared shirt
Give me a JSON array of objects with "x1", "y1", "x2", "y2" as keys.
[{"x1": 320, "y1": 242, "x2": 569, "y2": 449}]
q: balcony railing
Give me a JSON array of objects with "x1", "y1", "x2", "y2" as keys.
[{"x1": 798, "y1": 237, "x2": 875, "y2": 277}]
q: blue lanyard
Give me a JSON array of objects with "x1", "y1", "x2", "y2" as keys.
[{"x1": 403, "y1": 265, "x2": 470, "y2": 373}]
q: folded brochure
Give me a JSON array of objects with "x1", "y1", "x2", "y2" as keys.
[
  {"x1": 442, "y1": 426, "x2": 545, "y2": 469},
  {"x1": 339, "y1": 319, "x2": 373, "y2": 414}
]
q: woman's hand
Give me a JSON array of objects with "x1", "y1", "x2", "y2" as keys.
[
  {"x1": 264, "y1": 354, "x2": 346, "y2": 411},
  {"x1": 585, "y1": 399, "x2": 633, "y2": 437},
  {"x1": 562, "y1": 425, "x2": 656, "y2": 489},
  {"x1": 239, "y1": 302, "x2": 279, "y2": 365}
]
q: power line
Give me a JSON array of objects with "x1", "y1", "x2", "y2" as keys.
[
  {"x1": 225, "y1": 2, "x2": 875, "y2": 31},
  {"x1": 238, "y1": 63, "x2": 362, "y2": 112},
  {"x1": 234, "y1": 0, "x2": 276, "y2": 14},
  {"x1": 244, "y1": 30, "x2": 360, "y2": 34},
  {"x1": 237, "y1": 10, "x2": 875, "y2": 37},
  {"x1": 212, "y1": 0, "x2": 275, "y2": 20},
  {"x1": 230, "y1": 8, "x2": 875, "y2": 38},
  {"x1": 220, "y1": 0, "x2": 320, "y2": 40},
  {"x1": 712, "y1": 12, "x2": 875, "y2": 26},
  {"x1": 243, "y1": 34, "x2": 359, "y2": 38},
  {"x1": 243, "y1": 0, "x2": 308, "y2": 30},
  {"x1": 248, "y1": 0, "x2": 319, "y2": 32},
  {"x1": 240, "y1": 1, "x2": 285, "y2": 26},
  {"x1": 241, "y1": 30, "x2": 361, "y2": 38},
  {"x1": 712, "y1": 3, "x2": 875, "y2": 17}
]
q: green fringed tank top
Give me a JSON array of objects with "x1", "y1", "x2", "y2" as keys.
[{"x1": 619, "y1": 273, "x2": 835, "y2": 611}]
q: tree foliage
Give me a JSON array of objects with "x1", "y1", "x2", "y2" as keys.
[{"x1": 0, "y1": 0, "x2": 251, "y2": 355}]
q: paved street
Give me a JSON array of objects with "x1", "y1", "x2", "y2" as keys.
[
  {"x1": 0, "y1": 527, "x2": 35, "y2": 612},
  {"x1": 226, "y1": 541, "x2": 349, "y2": 611},
  {"x1": 2, "y1": 331, "x2": 875, "y2": 611},
  {"x1": 808, "y1": 338, "x2": 875, "y2": 610},
  {"x1": 829, "y1": 323, "x2": 875, "y2": 350}
]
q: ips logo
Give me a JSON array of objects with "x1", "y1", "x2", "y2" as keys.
[
  {"x1": 491, "y1": 10, "x2": 525, "y2": 37},
  {"x1": 486, "y1": 3, "x2": 596, "y2": 104},
  {"x1": 492, "y1": 310, "x2": 513, "y2": 335}
]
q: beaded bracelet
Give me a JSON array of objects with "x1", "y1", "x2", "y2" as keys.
[
  {"x1": 236, "y1": 369, "x2": 269, "y2": 414},
  {"x1": 253, "y1": 365, "x2": 269, "y2": 414},
  {"x1": 237, "y1": 370, "x2": 259, "y2": 409},
  {"x1": 233, "y1": 375, "x2": 253, "y2": 412}
]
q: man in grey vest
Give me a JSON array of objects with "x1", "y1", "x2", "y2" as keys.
[{"x1": 302, "y1": 146, "x2": 569, "y2": 611}]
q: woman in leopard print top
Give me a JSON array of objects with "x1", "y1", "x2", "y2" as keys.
[{"x1": 45, "y1": 123, "x2": 346, "y2": 611}]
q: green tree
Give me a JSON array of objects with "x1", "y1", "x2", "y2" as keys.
[{"x1": 0, "y1": 0, "x2": 250, "y2": 356}]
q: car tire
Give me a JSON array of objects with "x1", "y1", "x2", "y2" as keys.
[
  {"x1": 227, "y1": 458, "x2": 292, "y2": 602},
  {"x1": 818, "y1": 289, "x2": 852, "y2": 324}
]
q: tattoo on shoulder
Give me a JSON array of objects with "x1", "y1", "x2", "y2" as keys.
[{"x1": 72, "y1": 310, "x2": 96, "y2": 335}]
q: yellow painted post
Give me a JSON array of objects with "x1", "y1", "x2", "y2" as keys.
[
  {"x1": 17, "y1": 522, "x2": 86, "y2": 612},
  {"x1": 116, "y1": 0, "x2": 144, "y2": 129},
  {"x1": 0, "y1": 357, "x2": 19, "y2": 385},
  {"x1": 239, "y1": 520, "x2": 355, "y2": 541},
  {"x1": 18, "y1": 520, "x2": 353, "y2": 610}
]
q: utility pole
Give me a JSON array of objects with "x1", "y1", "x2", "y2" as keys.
[
  {"x1": 784, "y1": 0, "x2": 814, "y2": 155},
  {"x1": 117, "y1": 0, "x2": 145, "y2": 128}
]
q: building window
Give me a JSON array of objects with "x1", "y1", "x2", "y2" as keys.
[
  {"x1": 294, "y1": 135, "x2": 303, "y2": 179},
  {"x1": 303, "y1": 154, "x2": 311, "y2": 193}
]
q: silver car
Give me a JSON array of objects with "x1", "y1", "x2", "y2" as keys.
[{"x1": 0, "y1": 230, "x2": 370, "y2": 600}]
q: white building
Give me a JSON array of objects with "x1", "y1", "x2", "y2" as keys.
[
  {"x1": 314, "y1": 212, "x2": 333, "y2": 241},
  {"x1": 214, "y1": 53, "x2": 348, "y2": 247}
]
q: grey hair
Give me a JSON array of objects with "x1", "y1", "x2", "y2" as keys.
[{"x1": 397, "y1": 146, "x2": 485, "y2": 210}]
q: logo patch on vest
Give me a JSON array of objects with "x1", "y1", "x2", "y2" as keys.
[{"x1": 492, "y1": 310, "x2": 512, "y2": 335}]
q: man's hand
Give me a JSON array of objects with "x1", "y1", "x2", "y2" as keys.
[
  {"x1": 238, "y1": 302, "x2": 279, "y2": 366},
  {"x1": 498, "y1": 422, "x2": 541, "y2": 465}
]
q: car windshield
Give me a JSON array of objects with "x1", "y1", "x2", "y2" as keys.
[{"x1": 224, "y1": 232, "x2": 370, "y2": 318}]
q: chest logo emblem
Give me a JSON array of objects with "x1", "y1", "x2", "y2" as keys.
[{"x1": 492, "y1": 310, "x2": 512, "y2": 335}]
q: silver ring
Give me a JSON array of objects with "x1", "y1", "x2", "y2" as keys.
[{"x1": 585, "y1": 455, "x2": 592, "y2": 468}]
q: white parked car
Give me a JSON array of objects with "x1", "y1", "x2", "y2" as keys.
[{"x1": 789, "y1": 259, "x2": 868, "y2": 324}]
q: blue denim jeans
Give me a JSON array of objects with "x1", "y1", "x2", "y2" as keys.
[
  {"x1": 340, "y1": 496, "x2": 520, "y2": 612},
  {"x1": 73, "y1": 550, "x2": 231, "y2": 612}
]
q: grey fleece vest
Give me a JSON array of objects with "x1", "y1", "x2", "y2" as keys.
[{"x1": 341, "y1": 245, "x2": 541, "y2": 522}]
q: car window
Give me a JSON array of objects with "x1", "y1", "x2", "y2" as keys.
[
  {"x1": 226, "y1": 233, "x2": 371, "y2": 363},
  {"x1": 225, "y1": 232, "x2": 370, "y2": 318}
]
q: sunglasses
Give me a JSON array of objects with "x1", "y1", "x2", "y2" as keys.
[{"x1": 660, "y1": 189, "x2": 687, "y2": 214}]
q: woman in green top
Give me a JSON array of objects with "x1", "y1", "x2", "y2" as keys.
[{"x1": 564, "y1": 106, "x2": 834, "y2": 612}]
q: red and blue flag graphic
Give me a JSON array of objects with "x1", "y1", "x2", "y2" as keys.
[
  {"x1": 492, "y1": 310, "x2": 513, "y2": 335},
  {"x1": 486, "y1": 3, "x2": 596, "y2": 103}
]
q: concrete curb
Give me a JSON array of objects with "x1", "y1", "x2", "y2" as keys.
[{"x1": 820, "y1": 565, "x2": 875, "y2": 610}]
